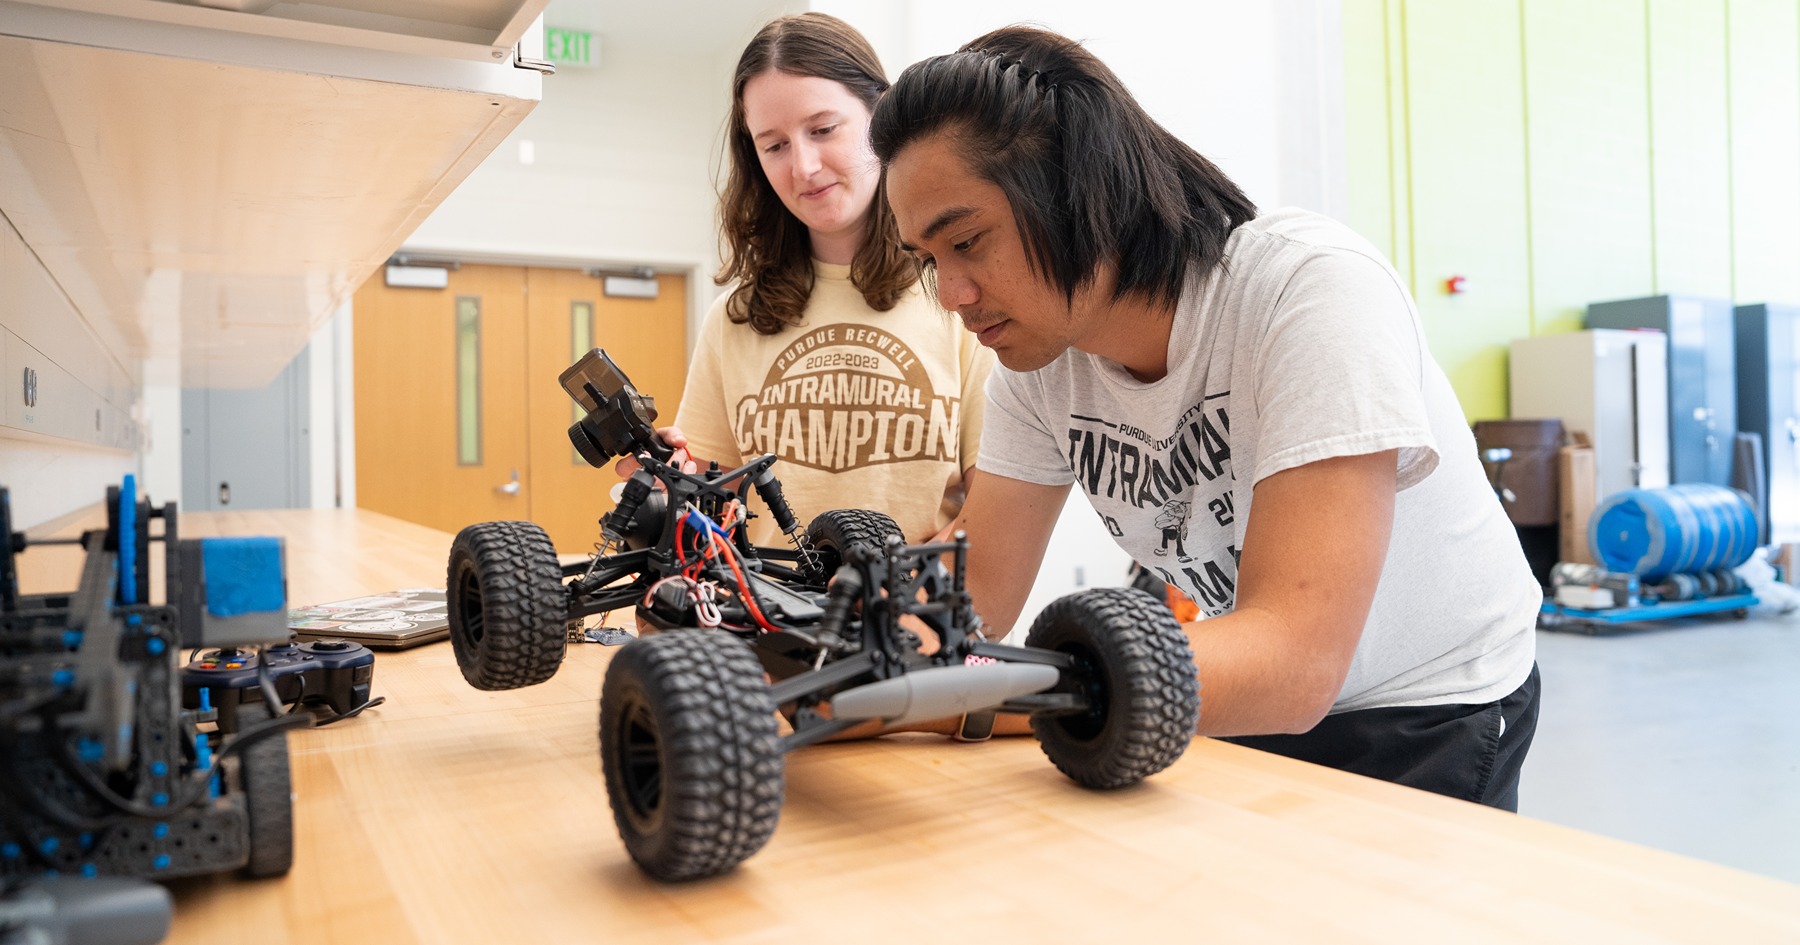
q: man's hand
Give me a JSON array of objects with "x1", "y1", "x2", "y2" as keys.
[
  {"x1": 613, "y1": 425, "x2": 701, "y2": 480},
  {"x1": 953, "y1": 472, "x2": 1070, "y2": 640}
]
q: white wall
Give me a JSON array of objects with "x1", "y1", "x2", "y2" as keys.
[
  {"x1": 816, "y1": 0, "x2": 1348, "y2": 629},
  {"x1": 306, "y1": 308, "x2": 346, "y2": 510},
  {"x1": 139, "y1": 356, "x2": 181, "y2": 507},
  {"x1": 183, "y1": 0, "x2": 1340, "y2": 630},
  {"x1": 398, "y1": 21, "x2": 781, "y2": 344},
  {"x1": 822, "y1": 0, "x2": 1346, "y2": 217},
  {"x1": 389, "y1": 0, "x2": 1346, "y2": 631},
  {"x1": 0, "y1": 438, "x2": 136, "y2": 533}
]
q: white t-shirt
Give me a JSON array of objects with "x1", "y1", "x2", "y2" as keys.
[{"x1": 980, "y1": 208, "x2": 1538, "y2": 711}]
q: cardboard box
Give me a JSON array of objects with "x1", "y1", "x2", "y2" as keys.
[
  {"x1": 1559, "y1": 445, "x2": 1597, "y2": 565},
  {"x1": 1774, "y1": 543, "x2": 1797, "y2": 584}
]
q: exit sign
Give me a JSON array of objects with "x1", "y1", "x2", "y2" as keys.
[{"x1": 545, "y1": 28, "x2": 597, "y2": 67}]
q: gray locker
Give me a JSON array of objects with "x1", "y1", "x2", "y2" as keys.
[
  {"x1": 1586, "y1": 294, "x2": 1737, "y2": 487},
  {"x1": 1736, "y1": 303, "x2": 1800, "y2": 544},
  {"x1": 181, "y1": 347, "x2": 311, "y2": 511}
]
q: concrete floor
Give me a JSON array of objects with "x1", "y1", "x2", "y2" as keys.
[{"x1": 1520, "y1": 608, "x2": 1800, "y2": 885}]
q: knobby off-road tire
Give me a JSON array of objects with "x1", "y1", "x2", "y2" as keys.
[
  {"x1": 599, "y1": 629, "x2": 784, "y2": 881},
  {"x1": 233, "y1": 704, "x2": 294, "y2": 878},
  {"x1": 804, "y1": 509, "x2": 905, "y2": 582},
  {"x1": 447, "y1": 520, "x2": 568, "y2": 690},
  {"x1": 1025, "y1": 587, "x2": 1201, "y2": 789}
]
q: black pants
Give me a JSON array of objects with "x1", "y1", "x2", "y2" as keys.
[{"x1": 1222, "y1": 663, "x2": 1541, "y2": 811}]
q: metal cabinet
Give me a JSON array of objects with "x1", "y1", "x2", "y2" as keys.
[
  {"x1": 1586, "y1": 295, "x2": 1738, "y2": 486},
  {"x1": 1736, "y1": 303, "x2": 1800, "y2": 544}
]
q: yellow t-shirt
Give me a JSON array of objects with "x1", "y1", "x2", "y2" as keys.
[{"x1": 675, "y1": 261, "x2": 993, "y2": 546}]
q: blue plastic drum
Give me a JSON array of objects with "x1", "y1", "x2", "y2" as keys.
[{"x1": 1587, "y1": 484, "x2": 1759, "y2": 581}]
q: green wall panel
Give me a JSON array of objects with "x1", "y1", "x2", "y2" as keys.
[
  {"x1": 1402, "y1": 0, "x2": 1532, "y2": 421},
  {"x1": 1384, "y1": 2, "x2": 1413, "y2": 291},
  {"x1": 1344, "y1": 0, "x2": 1399, "y2": 264},
  {"x1": 1344, "y1": 0, "x2": 1800, "y2": 419},
  {"x1": 1728, "y1": 0, "x2": 1800, "y2": 305},
  {"x1": 1649, "y1": 0, "x2": 1733, "y2": 299},
  {"x1": 1524, "y1": 0, "x2": 1654, "y2": 336}
]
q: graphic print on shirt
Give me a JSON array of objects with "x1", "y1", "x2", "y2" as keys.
[
  {"x1": 732, "y1": 323, "x2": 961, "y2": 472},
  {"x1": 1066, "y1": 391, "x2": 1239, "y2": 617},
  {"x1": 1153, "y1": 500, "x2": 1193, "y2": 560}
]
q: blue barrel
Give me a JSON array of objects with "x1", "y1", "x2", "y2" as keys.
[{"x1": 1587, "y1": 484, "x2": 1759, "y2": 581}]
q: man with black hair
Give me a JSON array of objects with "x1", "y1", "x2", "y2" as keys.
[{"x1": 871, "y1": 25, "x2": 1542, "y2": 809}]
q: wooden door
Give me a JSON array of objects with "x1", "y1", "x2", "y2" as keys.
[
  {"x1": 355, "y1": 264, "x2": 687, "y2": 552},
  {"x1": 524, "y1": 269, "x2": 687, "y2": 551},
  {"x1": 354, "y1": 264, "x2": 532, "y2": 535}
]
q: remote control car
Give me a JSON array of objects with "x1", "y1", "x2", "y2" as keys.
[
  {"x1": 446, "y1": 348, "x2": 1202, "y2": 882},
  {"x1": 0, "y1": 478, "x2": 302, "y2": 886}
]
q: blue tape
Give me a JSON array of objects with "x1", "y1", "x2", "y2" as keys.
[{"x1": 201, "y1": 537, "x2": 285, "y2": 616}]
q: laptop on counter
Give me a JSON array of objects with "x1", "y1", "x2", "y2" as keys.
[{"x1": 290, "y1": 588, "x2": 449, "y2": 650}]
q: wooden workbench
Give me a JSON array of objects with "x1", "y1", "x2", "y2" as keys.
[{"x1": 17, "y1": 508, "x2": 1800, "y2": 943}]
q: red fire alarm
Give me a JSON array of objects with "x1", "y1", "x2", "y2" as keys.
[{"x1": 1444, "y1": 275, "x2": 1468, "y2": 294}]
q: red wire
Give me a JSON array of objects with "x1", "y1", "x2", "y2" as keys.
[
  {"x1": 712, "y1": 533, "x2": 779, "y2": 633},
  {"x1": 666, "y1": 504, "x2": 767, "y2": 630}
]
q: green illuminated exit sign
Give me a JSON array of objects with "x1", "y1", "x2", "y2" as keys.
[{"x1": 545, "y1": 28, "x2": 597, "y2": 67}]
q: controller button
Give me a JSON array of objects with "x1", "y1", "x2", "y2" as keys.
[{"x1": 224, "y1": 662, "x2": 243, "y2": 669}]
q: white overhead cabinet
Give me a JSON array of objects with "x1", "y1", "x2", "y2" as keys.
[{"x1": 0, "y1": 0, "x2": 548, "y2": 451}]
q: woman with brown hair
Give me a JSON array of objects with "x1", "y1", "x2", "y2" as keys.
[{"x1": 661, "y1": 12, "x2": 993, "y2": 548}]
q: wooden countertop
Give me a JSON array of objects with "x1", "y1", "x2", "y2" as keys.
[{"x1": 17, "y1": 508, "x2": 1800, "y2": 943}]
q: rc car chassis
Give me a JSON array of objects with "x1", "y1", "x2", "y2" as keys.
[{"x1": 446, "y1": 349, "x2": 1202, "y2": 881}]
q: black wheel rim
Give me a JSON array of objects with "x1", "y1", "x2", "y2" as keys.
[
  {"x1": 1052, "y1": 642, "x2": 1109, "y2": 742},
  {"x1": 816, "y1": 547, "x2": 841, "y2": 583},
  {"x1": 456, "y1": 564, "x2": 485, "y2": 645},
  {"x1": 616, "y1": 697, "x2": 664, "y2": 831}
]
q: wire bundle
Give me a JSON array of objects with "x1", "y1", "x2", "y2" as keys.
[{"x1": 650, "y1": 502, "x2": 781, "y2": 634}]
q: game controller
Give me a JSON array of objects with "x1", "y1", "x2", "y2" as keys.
[{"x1": 181, "y1": 639, "x2": 375, "y2": 732}]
